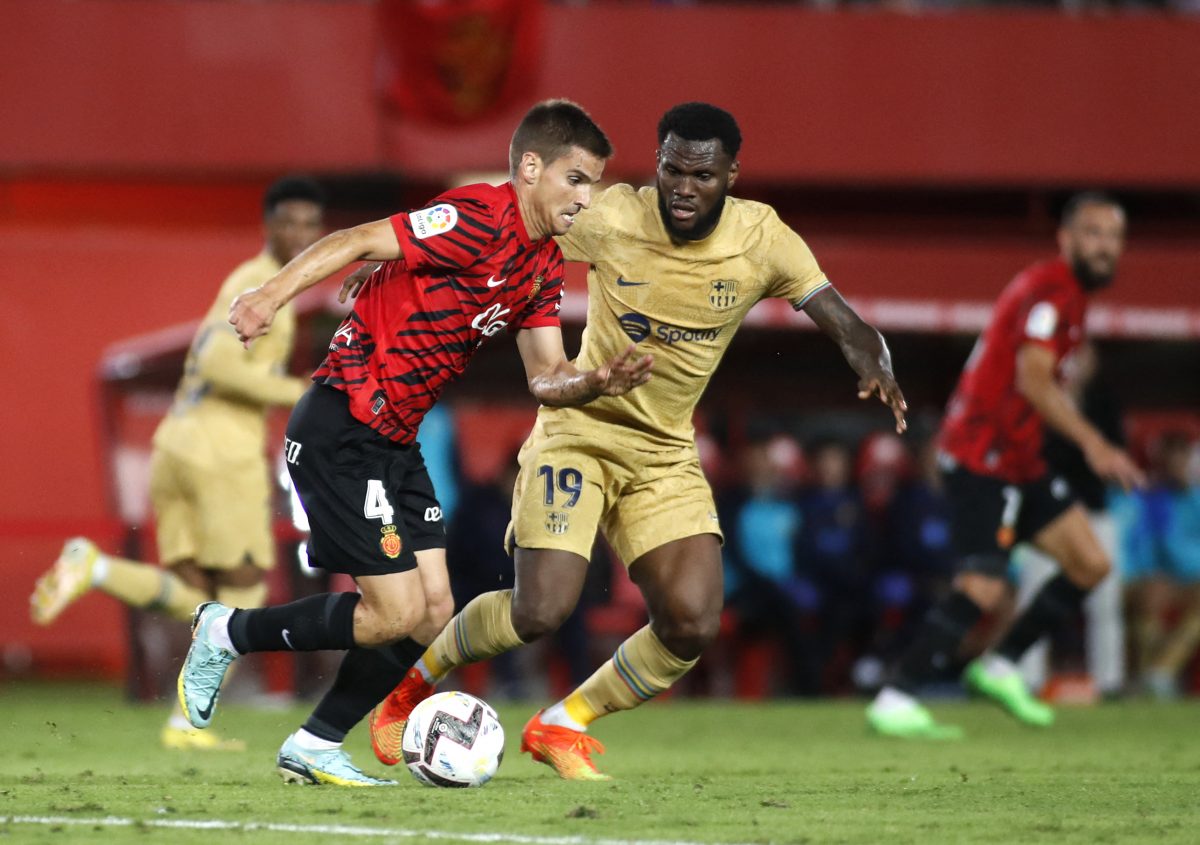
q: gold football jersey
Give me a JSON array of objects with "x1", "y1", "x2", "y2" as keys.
[
  {"x1": 542, "y1": 184, "x2": 829, "y2": 450},
  {"x1": 153, "y1": 252, "x2": 306, "y2": 469}
]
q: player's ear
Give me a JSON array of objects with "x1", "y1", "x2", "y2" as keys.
[
  {"x1": 726, "y1": 160, "x2": 740, "y2": 190},
  {"x1": 518, "y1": 151, "x2": 542, "y2": 186}
]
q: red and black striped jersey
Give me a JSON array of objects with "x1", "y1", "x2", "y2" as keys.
[
  {"x1": 314, "y1": 182, "x2": 565, "y2": 444},
  {"x1": 939, "y1": 258, "x2": 1087, "y2": 482}
]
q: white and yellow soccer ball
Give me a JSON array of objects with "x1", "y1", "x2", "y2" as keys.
[{"x1": 401, "y1": 691, "x2": 505, "y2": 788}]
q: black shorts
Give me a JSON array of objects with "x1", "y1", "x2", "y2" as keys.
[
  {"x1": 284, "y1": 384, "x2": 445, "y2": 577},
  {"x1": 941, "y1": 462, "x2": 1076, "y2": 578}
]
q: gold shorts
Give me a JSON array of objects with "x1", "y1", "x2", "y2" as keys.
[
  {"x1": 507, "y1": 422, "x2": 722, "y2": 566},
  {"x1": 149, "y1": 448, "x2": 275, "y2": 570}
]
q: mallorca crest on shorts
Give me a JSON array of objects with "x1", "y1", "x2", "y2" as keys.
[
  {"x1": 380, "y1": 524, "x2": 403, "y2": 559},
  {"x1": 709, "y1": 279, "x2": 738, "y2": 310},
  {"x1": 545, "y1": 511, "x2": 570, "y2": 536}
]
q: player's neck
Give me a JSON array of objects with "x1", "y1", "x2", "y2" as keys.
[{"x1": 513, "y1": 186, "x2": 548, "y2": 241}]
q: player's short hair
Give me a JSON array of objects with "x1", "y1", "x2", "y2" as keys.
[
  {"x1": 1060, "y1": 191, "x2": 1123, "y2": 227},
  {"x1": 509, "y1": 100, "x2": 613, "y2": 177},
  {"x1": 263, "y1": 175, "x2": 327, "y2": 217},
  {"x1": 658, "y1": 102, "x2": 742, "y2": 160}
]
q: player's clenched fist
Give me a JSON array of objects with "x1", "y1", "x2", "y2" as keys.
[{"x1": 229, "y1": 287, "x2": 278, "y2": 346}]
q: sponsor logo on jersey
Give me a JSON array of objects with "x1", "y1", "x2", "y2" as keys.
[
  {"x1": 545, "y1": 511, "x2": 570, "y2": 535},
  {"x1": 618, "y1": 312, "x2": 652, "y2": 342},
  {"x1": 616, "y1": 276, "x2": 650, "y2": 287},
  {"x1": 410, "y1": 203, "x2": 459, "y2": 240},
  {"x1": 471, "y1": 302, "x2": 511, "y2": 337},
  {"x1": 424, "y1": 506, "x2": 443, "y2": 523},
  {"x1": 380, "y1": 524, "x2": 403, "y2": 558},
  {"x1": 618, "y1": 312, "x2": 722, "y2": 346},
  {"x1": 709, "y1": 279, "x2": 739, "y2": 310}
]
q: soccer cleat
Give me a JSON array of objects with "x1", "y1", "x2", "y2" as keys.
[
  {"x1": 30, "y1": 538, "x2": 98, "y2": 625},
  {"x1": 369, "y1": 668, "x2": 437, "y2": 766},
  {"x1": 965, "y1": 658, "x2": 1055, "y2": 727},
  {"x1": 160, "y1": 724, "x2": 247, "y2": 752},
  {"x1": 520, "y1": 710, "x2": 611, "y2": 781},
  {"x1": 866, "y1": 699, "x2": 964, "y2": 740},
  {"x1": 276, "y1": 734, "x2": 397, "y2": 787},
  {"x1": 177, "y1": 602, "x2": 237, "y2": 729}
]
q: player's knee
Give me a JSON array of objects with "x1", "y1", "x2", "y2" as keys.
[
  {"x1": 954, "y1": 572, "x2": 1007, "y2": 612},
  {"x1": 510, "y1": 595, "x2": 570, "y2": 643},
  {"x1": 1070, "y1": 550, "x2": 1111, "y2": 590},
  {"x1": 356, "y1": 591, "x2": 426, "y2": 647},
  {"x1": 654, "y1": 605, "x2": 721, "y2": 661}
]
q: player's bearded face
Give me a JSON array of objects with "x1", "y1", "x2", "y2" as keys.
[
  {"x1": 656, "y1": 135, "x2": 739, "y2": 242},
  {"x1": 266, "y1": 200, "x2": 324, "y2": 265},
  {"x1": 1061, "y1": 203, "x2": 1125, "y2": 292}
]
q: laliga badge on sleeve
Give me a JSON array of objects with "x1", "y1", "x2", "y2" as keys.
[{"x1": 411, "y1": 204, "x2": 459, "y2": 240}]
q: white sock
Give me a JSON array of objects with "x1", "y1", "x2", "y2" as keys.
[
  {"x1": 90, "y1": 555, "x2": 110, "y2": 586},
  {"x1": 415, "y1": 657, "x2": 436, "y2": 684},
  {"x1": 208, "y1": 611, "x2": 239, "y2": 655},
  {"x1": 981, "y1": 653, "x2": 1018, "y2": 678},
  {"x1": 539, "y1": 701, "x2": 587, "y2": 733},
  {"x1": 872, "y1": 686, "x2": 918, "y2": 713},
  {"x1": 293, "y1": 729, "x2": 341, "y2": 751}
]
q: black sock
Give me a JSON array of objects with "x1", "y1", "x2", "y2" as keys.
[
  {"x1": 995, "y1": 573, "x2": 1088, "y2": 663},
  {"x1": 228, "y1": 593, "x2": 359, "y2": 654},
  {"x1": 302, "y1": 637, "x2": 426, "y2": 742},
  {"x1": 891, "y1": 592, "x2": 983, "y2": 694}
]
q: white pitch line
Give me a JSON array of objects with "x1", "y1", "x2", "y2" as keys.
[{"x1": 1, "y1": 815, "x2": 765, "y2": 845}]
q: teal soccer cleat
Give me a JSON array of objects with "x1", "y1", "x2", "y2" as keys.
[
  {"x1": 276, "y1": 735, "x2": 398, "y2": 787},
  {"x1": 177, "y1": 602, "x2": 237, "y2": 729}
]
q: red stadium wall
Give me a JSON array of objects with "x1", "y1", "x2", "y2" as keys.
[{"x1": 2, "y1": 1, "x2": 1199, "y2": 185}]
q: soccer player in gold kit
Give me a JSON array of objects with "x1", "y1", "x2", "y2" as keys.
[
  {"x1": 368, "y1": 103, "x2": 908, "y2": 780},
  {"x1": 29, "y1": 176, "x2": 325, "y2": 750}
]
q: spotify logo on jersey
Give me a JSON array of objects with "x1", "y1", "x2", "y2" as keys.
[{"x1": 618, "y1": 312, "x2": 652, "y2": 342}]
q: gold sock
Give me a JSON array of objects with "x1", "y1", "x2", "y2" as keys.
[
  {"x1": 423, "y1": 590, "x2": 523, "y2": 682},
  {"x1": 98, "y1": 559, "x2": 208, "y2": 623},
  {"x1": 1153, "y1": 610, "x2": 1200, "y2": 675},
  {"x1": 217, "y1": 582, "x2": 269, "y2": 610},
  {"x1": 563, "y1": 625, "x2": 697, "y2": 728}
]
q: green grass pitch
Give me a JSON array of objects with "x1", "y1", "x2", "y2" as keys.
[{"x1": 1, "y1": 682, "x2": 1197, "y2": 844}]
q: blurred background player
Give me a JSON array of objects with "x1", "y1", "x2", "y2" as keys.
[
  {"x1": 1014, "y1": 340, "x2": 1128, "y2": 699},
  {"x1": 866, "y1": 192, "x2": 1145, "y2": 739},
  {"x1": 1119, "y1": 430, "x2": 1200, "y2": 699},
  {"x1": 29, "y1": 175, "x2": 325, "y2": 750},
  {"x1": 177, "y1": 101, "x2": 653, "y2": 787},
  {"x1": 371, "y1": 102, "x2": 908, "y2": 780}
]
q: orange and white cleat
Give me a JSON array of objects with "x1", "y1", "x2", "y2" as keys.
[
  {"x1": 369, "y1": 667, "x2": 436, "y2": 766},
  {"x1": 520, "y1": 710, "x2": 611, "y2": 781}
]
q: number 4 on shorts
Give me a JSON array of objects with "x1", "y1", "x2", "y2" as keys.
[{"x1": 364, "y1": 479, "x2": 395, "y2": 524}]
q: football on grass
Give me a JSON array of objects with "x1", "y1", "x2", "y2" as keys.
[{"x1": 401, "y1": 691, "x2": 505, "y2": 787}]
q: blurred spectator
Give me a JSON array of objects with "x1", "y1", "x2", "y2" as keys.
[
  {"x1": 1015, "y1": 340, "x2": 1127, "y2": 698},
  {"x1": 1118, "y1": 431, "x2": 1200, "y2": 699},
  {"x1": 861, "y1": 437, "x2": 956, "y2": 687},
  {"x1": 796, "y1": 437, "x2": 870, "y2": 693},
  {"x1": 720, "y1": 434, "x2": 823, "y2": 695}
]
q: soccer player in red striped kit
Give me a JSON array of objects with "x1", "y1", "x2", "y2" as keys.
[
  {"x1": 176, "y1": 100, "x2": 653, "y2": 785},
  {"x1": 867, "y1": 192, "x2": 1145, "y2": 738}
]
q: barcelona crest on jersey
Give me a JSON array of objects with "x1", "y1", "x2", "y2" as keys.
[{"x1": 709, "y1": 279, "x2": 738, "y2": 310}]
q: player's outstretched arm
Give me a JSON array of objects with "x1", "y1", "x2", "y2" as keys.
[
  {"x1": 516, "y1": 326, "x2": 653, "y2": 407},
  {"x1": 802, "y1": 287, "x2": 908, "y2": 434},
  {"x1": 229, "y1": 221, "x2": 401, "y2": 346},
  {"x1": 1016, "y1": 344, "x2": 1146, "y2": 490}
]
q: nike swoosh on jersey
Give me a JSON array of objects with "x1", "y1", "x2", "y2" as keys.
[
  {"x1": 486, "y1": 276, "x2": 507, "y2": 287},
  {"x1": 616, "y1": 277, "x2": 649, "y2": 287}
]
